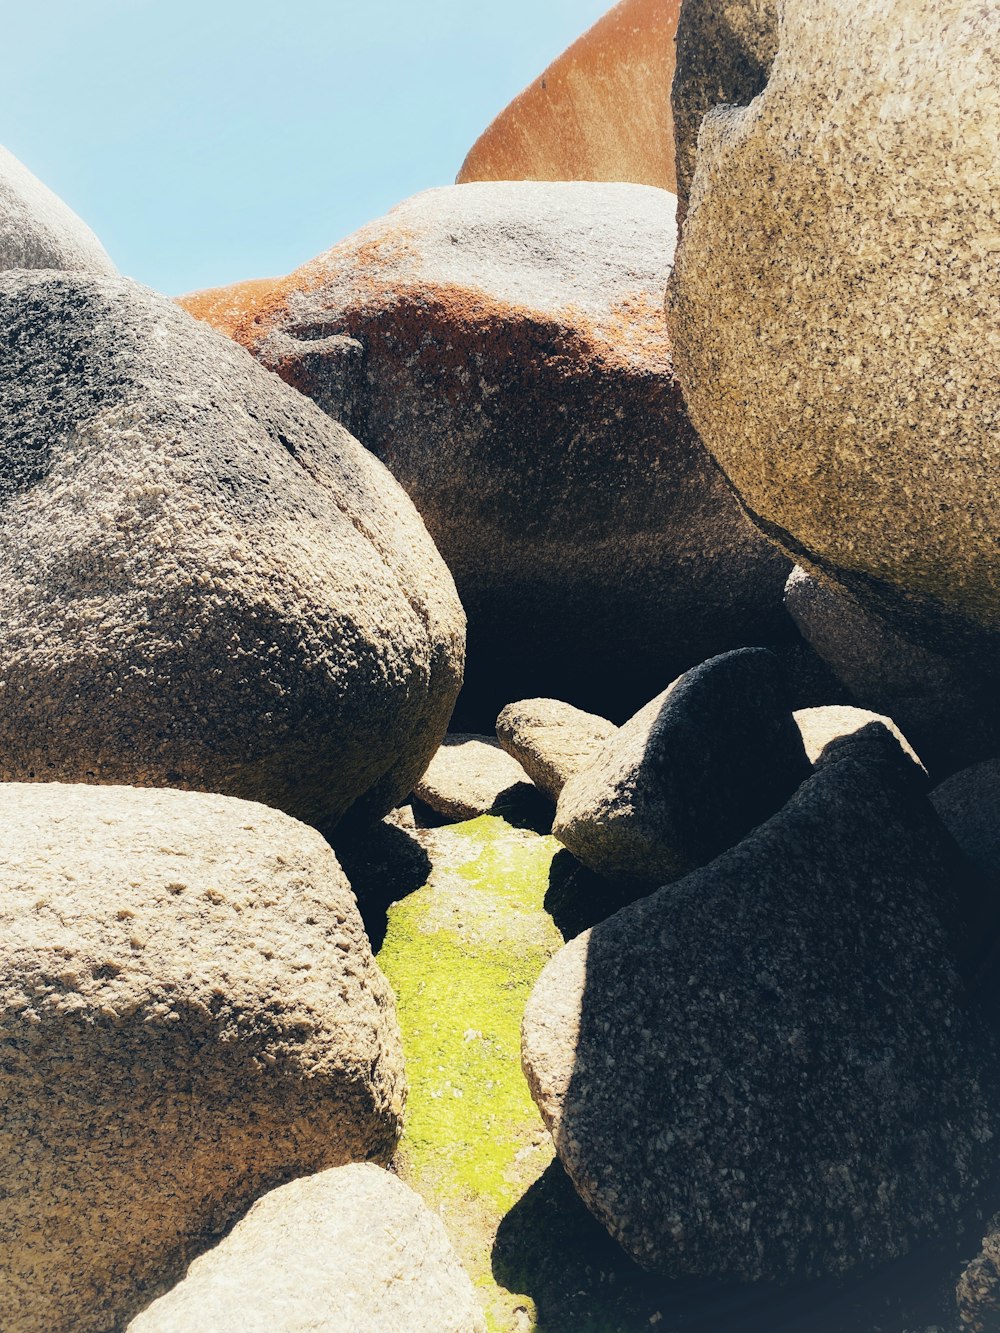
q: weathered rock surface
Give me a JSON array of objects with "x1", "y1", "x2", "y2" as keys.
[
  {"x1": 932, "y1": 760, "x2": 1000, "y2": 884},
  {"x1": 0, "y1": 144, "x2": 117, "y2": 275},
  {"x1": 671, "y1": 0, "x2": 777, "y2": 215},
  {"x1": 127, "y1": 1164, "x2": 484, "y2": 1333},
  {"x1": 495, "y1": 698, "x2": 617, "y2": 802},
  {"x1": 180, "y1": 182, "x2": 791, "y2": 725},
  {"x1": 412, "y1": 734, "x2": 531, "y2": 821},
  {"x1": 787, "y1": 567, "x2": 1000, "y2": 775},
  {"x1": 0, "y1": 271, "x2": 464, "y2": 830},
  {"x1": 552, "y1": 649, "x2": 809, "y2": 887},
  {"x1": 524, "y1": 727, "x2": 995, "y2": 1282},
  {"x1": 457, "y1": 0, "x2": 680, "y2": 192},
  {"x1": 795, "y1": 703, "x2": 921, "y2": 768},
  {"x1": 0, "y1": 783, "x2": 405, "y2": 1333},
  {"x1": 957, "y1": 1216, "x2": 1000, "y2": 1333},
  {"x1": 668, "y1": 1, "x2": 1000, "y2": 679}
]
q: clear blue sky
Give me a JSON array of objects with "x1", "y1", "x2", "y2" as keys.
[{"x1": 3, "y1": 0, "x2": 611, "y2": 295}]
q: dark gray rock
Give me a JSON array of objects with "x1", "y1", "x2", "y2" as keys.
[
  {"x1": 182, "y1": 182, "x2": 793, "y2": 726},
  {"x1": 495, "y1": 698, "x2": 617, "y2": 802},
  {"x1": 0, "y1": 144, "x2": 117, "y2": 275},
  {"x1": 671, "y1": 0, "x2": 777, "y2": 216},
  {"x1": 0, "y1": 272, "x2": 464, "y2": 832},
  {"x1": 524, "y1": 725, "x2": 996, "y2": 1282},
  {"x1": 786, "y1": 566, "x2": 1000, "y2": 775},
  {"x1": 931, "y1": 760, "x2": 1000, "y2": 884},
  {"x1": 552, "y1": 648, "x2": 810, "y2": 887}
]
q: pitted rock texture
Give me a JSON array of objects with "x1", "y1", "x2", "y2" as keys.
[
  {"x1": 0, "y1": 144, "x2": 117, "y2": 274},
  {"x1": 0, "y1": 271, "x2": 464, "y2": 830},
  {"x1": 786, "y1": 567, "x2": 1000, "y2": 775},
  {"x1": 524, "y1": 727, "x2": 995, "y2": 1282},
  {"x1": 668, "y1": 1, "x2": 1000, "y2": 662},
  {"x1": 127, "y1": 1164, "x2": 485, "y2": 1333},
  {"x1": 496, "y1": 698, "x2": 617, "y2": 802},
  {"x1": 412, "y1": 733, "x2": 531, "y2": 821},
  {"x1": 671, "y1": 0, "x2": 777, "y2": 214},
  {"x1": 0, "y1": 783, "x2": 405, "y2": 1333},
  {"x1": 931, "y1": 759, "x2": 1000, "y2": 885},
  {"x1": 457, "y1": 0, "x2": 680, "y2": 192},
  {"x1": 957, "y1": 1216, "x2": 1000, "y2": 1333},
  {"x1": 795, "y1": 703, "x2": 922, "y2": 768},
  {"x1": 552, "y1": 649, "x2": 810, "y2": 888},
  {"x1": 180, "y1": 181, "x2": 791, "y2": 726}
]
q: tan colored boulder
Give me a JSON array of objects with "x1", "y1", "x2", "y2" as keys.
[
  {"x1": 180, "y1": 182, "x2": 791, "y2": 725},
  {"x1": 0, "y1": 783, "x2": 405, "y2": 1333},
  {"x1": 127, "y1": 1164, "x2": 485, "y2": 1333},
  {"x1": 457, "y1": 0, "x2": 680, "y2": 192},
  {"x1": 0, "y1": 271, "x2": 464, "y2": 831},
  {"x1": 795, "y1": 704, "x2": 922, "y2": 769},
  {"x1": 668, "y1": 0, "x2": 1000, "y2": 669},
  {"x1": 495, "y1": 698, "x2": 616, "y2": 801},
  {"x1": 413, "y1": 734, "x2": 531, "y2": 821}
]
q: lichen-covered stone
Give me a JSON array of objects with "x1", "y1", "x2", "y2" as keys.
[
  {"x1": 180, "y1": 182, "x2": 791, "y2": 725},
  {"x1": 127, "y1": 1164, "x2": 484, "y2": 1333},
  {"x1": 496, "y1": 698, "x2": 617, "y2": 802},
  {"x1": 668, "y1": 0, "x2": 1000, "y2": 665},
  {"x1": 0, "y1": 144, "x2": 117, "y2": 274},
  {"x1": 795, "y1": 703, "x2": 922, "y2": 768},
  {"x1": 413, "y1": 734, "x2": 531, "y2": 821},
  {"x1": 524, "y1": 726, "x2": 995, "y2": 1282},
  {"x1": 457, "y1": 0, "x2": 681, "y2": 192},
  {"x1": 552, "y1": 649, "x2": 809, "y2": 887},
  {"x1": 0, "y1": 783, "x2": 405, "y2": 1333},
  {"x1": 0, "y1": 271, "x2": 464, "y2": 830}
]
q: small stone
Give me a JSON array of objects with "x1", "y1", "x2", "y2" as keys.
[
  {"x1": 496, "y1": 697, "x2": 617, "y2": 801},
  {"x1": 413, "y1": 734, "x2": 533, "y2": 821}
]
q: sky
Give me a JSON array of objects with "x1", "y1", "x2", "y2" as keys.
[{"x1": 2, "y1": 0, "x2": 611, "y2": 296}]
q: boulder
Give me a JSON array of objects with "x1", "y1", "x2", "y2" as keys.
[
  {"x1": 671, "y1": 0, "x2": 777, "y2": 215},
  {"x1": 786, "y1": 567, "x2": 1000, "y2": 775},
  {"x1": 523, "y1": 726, "x2": 995, "y2": 1282},
  {"x1": 0, "y1": 783, "x2": 405, "y2": 1333},
  {"x1": 931, "y1": 760, "x2": 1000, "y2": 884},
  {"x1": 127, "y1": 1164, "x2": 485, "y2": 1333},
  {"x1": 552, "y1": 649, "x2": 809, "y2": 887},
  {"x1": 412, "y1": 734, "x2": 532, "y2": 821},
  {"x1": 0, "y1": 144, "x2": 117, "y2": 275},
  {"x1": 180, "y1": 182, "x2": 792, "y2": 726},
  {"x1": 957, "y1": 1217, "x2": 1000, "y2": 1333},
  {"x1": 0, "y1": 271, "x2": 464, "y2": 831},
  {"x1": 795, "y1": 704, "x2": 922, "y2": 768},
  {"x1": 668, "y1": 0, "x2": 1000, "y2": 686},
  {"x1": 496, "y1": 698, "x2": 617, "y2": 802},
  {"x1": 457, "y1": 0, "x2": 680, "y2": 192}
]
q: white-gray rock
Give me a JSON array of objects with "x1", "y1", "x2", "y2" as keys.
[
  {"x1": 495, "y1": 698, "x2": 617, "y2": 801},
  {"x1": 128, "y1": 1164, "x2": 485, "y2": 1333},
  {"x1": 413, "y1": 734, "x2": 531, "y2": 821},
  {"x1": 0, "y1": 144, "x2": 116, "y2": 274},
  {"x1": 795, "y1": 704, "x2": 922, "y2": 769}
]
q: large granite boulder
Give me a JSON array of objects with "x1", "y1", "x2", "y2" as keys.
[
  {"x1": 128, "y1": 1164, "x2": 485, "y2": 1333},
  {"x1": 552, "y1": 649, "x2": 809, "y2": 887},
  {"x1": 671, "y1": 0, "x2": 777, "y2": 215},
  {"x1": 0, "y1": 144, "x2": 117, "y2": 274},
  {"x1": 667, "y1": 0, "x2": 1000, "y2": 682},
  {"x1": 0, "y1": 783, "x2": 405, "y2": 1333},
  {"x1": 457, "y1": 0, "x2": 680, "y2": 192},
  {"x1": 180, "y1": 182, "x2": 791, "y2": 725},
  {"x1": 496, "y1": 697, "x2": 617, "y2": 802},
  {"x1": 0, "y1": 271, "x2": 464, "y2": 831},
  {"x1": 524, "y1": 726, "x2": 995, "y2": 1281}
]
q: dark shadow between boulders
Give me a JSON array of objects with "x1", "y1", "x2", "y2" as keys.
[
  {"x1": 329, "y1": 820, "x2": 431, "y2": 952},
  {"x1": 490, "y1": 781, "x2": 554, "y2": 834},
  {"x1": 544, "y1": 850, "x2": 643, "y2": 942}
]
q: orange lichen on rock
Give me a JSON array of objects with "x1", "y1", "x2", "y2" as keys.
[{"x1": 457, "y1": 0, "x2": 680, "y2": 192}]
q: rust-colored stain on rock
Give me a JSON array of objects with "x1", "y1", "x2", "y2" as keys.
[{"x1": 455, "y1": 0, "x2": 680, "y2": 192}]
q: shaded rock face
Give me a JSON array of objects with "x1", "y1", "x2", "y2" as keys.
[
  {"x1": 931, "y1": 760, "x2": 1000, "y2": 885},
  {"x1": 667, "y1": 0, "x2": 1000, "y2": 677},
  {"x1": 495, "y1": 698, "x2": 617, "y2": 802},
  {"x1": 524, "y1": 727, "x2": 996, "y2": 1283},
  {"x1": 128, "y1": 1164, "x2": 485, "y2": 1333},
  {"x1": 0, "y1": 783, "x2": 405, "y2": 1333},
  {"x1": 0, "y1": 271, "x2": 464, "y2": 831},
  {"x1": 0, "y1": 144, "x2": 117, "y2": 275},
  {"x1": 457, "y1": 0, "x2": 681, "y2": 192},
  {"x1": 671, "y1": 0, "x2": 777, "y2": 216},
  {"x1": 181, "y1": 182, "x2": 792, "y2": 726},
  {"x1": 552, "y1": 649, "x2": 810, "y2": 888},
  {"x1": 787, "y1": 567, "x2": 1000, "y2": 776}
]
